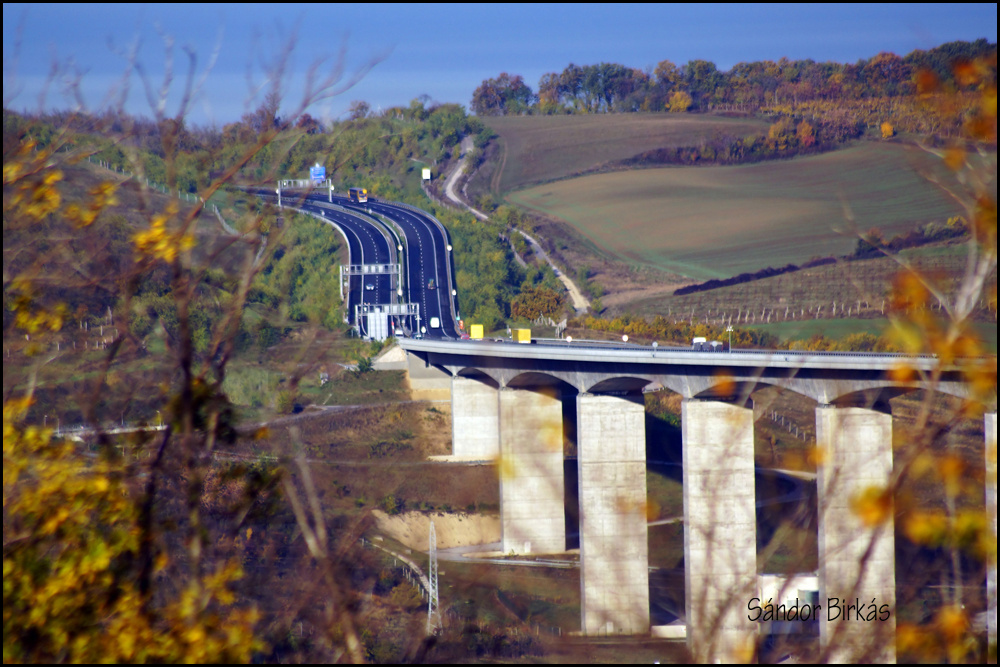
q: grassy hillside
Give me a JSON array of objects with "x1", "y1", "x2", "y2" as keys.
[
  {"x1": 507, "y1": 142, "x2": 964, "y2": 280},
  {"x1": 474, "y1": 113, "x2": 768, "y2": 193}
]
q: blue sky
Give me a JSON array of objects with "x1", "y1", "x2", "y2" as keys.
[{"x1": 3, "y1": 3, "x2": 996, "y2": 125}]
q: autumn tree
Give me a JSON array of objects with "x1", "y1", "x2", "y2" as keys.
[
  {"x1": 295, "y1": 113, "x2": 323, "y2": 134},
  {"x1": 863, "y1": 51, "x2": 912, "y2": 96},
  {"x1": 797, "y1": 119, "x2": 817, "y2": 147},
  {"x1": 668, "y1": 90, "x2": 693, "y2": 112},
  {"x1": 681, "y1": 58, "x2": 723, "y2": 108},
  {"x1": 348, "y1": 99, "x2": 371, "y2": 120},
  {"x1": 654, "y1": 59, "x2": 683, "y2": 91},
  {"x1": 766, "y1": 116, "x2": 796, "y2": 150},
  {"x1": 471, "y1": 72, "x2": 535, "y2": 116},
  {"x1": 536, "y1": 72, "x2": 564, "y2": 114},
  {"x1": 511, "y1": 285, "x2": 564, "y2": 320},
  {"x1": 243, "y1": 90, "x2": 283, "y2": 133}
]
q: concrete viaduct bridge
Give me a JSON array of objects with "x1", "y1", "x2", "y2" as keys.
[{"x1": 399, "y1": 337, "x2": 997, "y2": 662}]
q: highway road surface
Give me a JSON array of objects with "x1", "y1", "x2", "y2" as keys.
[
  {"x1": 339, "y1": 196, "x2": 459, "y2": 339},
  {"x1": 257, "y1": 188, "x2": 459, "y2": 339}
]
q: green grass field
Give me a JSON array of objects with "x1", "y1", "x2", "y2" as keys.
[
  {"x1": 480, "y1": 113, "x2": 768, "y2": 193},
  {"x1": 508, "y1": 142, "x2": 964, "y2": 280}
]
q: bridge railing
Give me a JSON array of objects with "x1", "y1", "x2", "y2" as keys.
[{"x1": 499, "y1": 336, "x2": 947, "y2": 360}]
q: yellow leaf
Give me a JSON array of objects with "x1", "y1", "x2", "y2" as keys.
[
  {"x1": 888, "y1": 363, "x2": 916, "y2": 384},
  {"x1": 850, "y1": 485, "x2": 892, "y2": 527},
  {"x1": 938, "y1": 455, "x2": 964, "y2": 498},
  {"x1": 943, "y1": 147, "x2": 966, "y2": 171},
  {"x1": 903, "y1": 510, "x2": 947, "y2": 545},
  {"x1": 808, "y1": 445, "x2": 828, "y2": 466},
  {"x1": 935, "y1": 605, "x2": 967, "y2": 643}
]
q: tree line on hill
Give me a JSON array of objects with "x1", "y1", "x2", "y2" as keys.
[
  {"x1": 473, "y1": 39, "x2": 995, "y2": 115},
  {"x1": 471, "y1": 39, "x2": 996, "y2": 138}
]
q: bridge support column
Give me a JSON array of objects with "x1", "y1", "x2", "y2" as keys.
[
  {"x1": 577, "y1": 393, "x2": 649, "y2": 635},
  {"x1": 988, "y1": 413, "x2": 997, "y2": 648},
  {"x1": 815, "y1": 405, "x2": 895, "y2": 663},
  {"x1": 682, "y1": 399, "x2": 758, "y2": 662},
  {"x1": 499, "y1": 388, "x2": 565, "y2": 554},
  {"x1": 451, "y1": 377, "x2": 499, "y2": 460}
]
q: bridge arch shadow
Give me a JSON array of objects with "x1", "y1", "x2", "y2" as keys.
[
  {"x1": 586, "y1": 376, "x2": 655, "y2": 394},
  {"x1": 454, "y1": 367, "x2": 500, "y2": 388},
  {"x1": 828, "y1": 386, "x2": 918, "y2": 411}
]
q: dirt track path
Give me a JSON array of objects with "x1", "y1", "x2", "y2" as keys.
[
  {"x1": 513, "y1": 229, "x2": 590, "y2": 313},
  {"x1": 443, "y1": 137, "x2": 590, "y2": 313},
  {"x1": 444, "y1": 137, "x2": 489, "y2": 220}
]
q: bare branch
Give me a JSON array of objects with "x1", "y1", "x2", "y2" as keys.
[{"x1": 3, "y1": 8, "x2": 26, "y2": 108}]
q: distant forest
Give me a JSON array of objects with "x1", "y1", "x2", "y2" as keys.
[{"x1": 471, "y1": 39, "x2": 997, "y2": 133}]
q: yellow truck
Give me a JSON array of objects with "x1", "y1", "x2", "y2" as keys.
[
  {"x1": 469, "y1": 324, "x2": 484, "y2": 340},
  {"x1": 512, "y1": 328, "x2": 531, "y2": 344}
]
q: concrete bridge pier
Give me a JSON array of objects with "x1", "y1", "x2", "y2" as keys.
[
  {"x1": 451, "y1": 376, "x2": 499, "y2": 459},
  {"x1": 681, "y1": 398, "x2": 759, "y2": 662},
  {"x1": 988, "y1": 412, "x2": 997, "y2": 647},
  {"x1": 498, "y1": 387, "x2": 565, "y2": 554},
  {"x1": 576, "y1": 392, "x2": 650, "y2": 635},
  {"x1": 815, "y1": 404, "x2": 895, "y2": 663}
]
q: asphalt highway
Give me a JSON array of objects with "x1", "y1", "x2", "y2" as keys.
[
  {"x1": 340, "y1": 197, "x2": 459, "y2": 339},
  {"x1": 257, "y1": 192, "x2": 395, "y2": 327},
  {"x1": 304, "y1": 201, "x2": 395, "y2": 330},
  {"x1": 256, "y1": 188, "x2": 459, "y2": 338}
]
